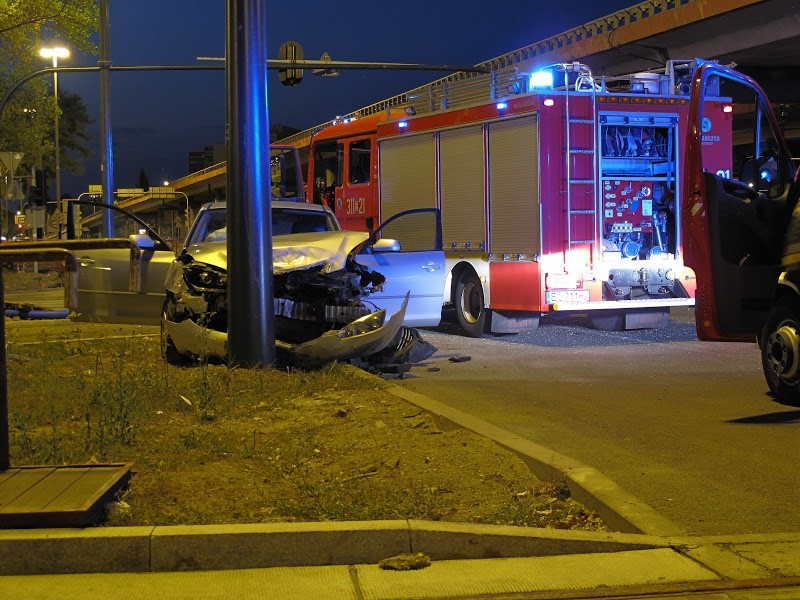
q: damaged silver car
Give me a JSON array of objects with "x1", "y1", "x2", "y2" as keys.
[
  {"x1": 161, "y1": 201, "x2": 443, "y2": 368},
  {"x1": 61, "y1": 199, "x2": 443, "y2": 369}
]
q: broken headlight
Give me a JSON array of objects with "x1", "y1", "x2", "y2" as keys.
[
  {"x1": 183, "y1": 263, "x2": 228, "y2": 293},
  {"x1": 337, "y1": 309, "x2": 386, "y2": 338}
]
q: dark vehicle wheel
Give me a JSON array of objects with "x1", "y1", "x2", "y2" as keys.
[
  {"x1": 161, "y1": 300, "x2": 188, "y2": 366},
  {"x1": 455, "y1": 272, "x2": 486, "y2": 338},
  {"x1": 761, "y1": 296, "x2": 800, "y2": 406}
]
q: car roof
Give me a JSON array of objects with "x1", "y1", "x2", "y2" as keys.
[{"x1": 201, "y1": 200, "x2": 329, "y2": 213}]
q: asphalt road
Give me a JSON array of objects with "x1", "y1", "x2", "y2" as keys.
[{"x1": 402, "y1": 308, "x2": 800, "y2": 537}]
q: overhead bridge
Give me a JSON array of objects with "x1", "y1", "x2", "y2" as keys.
[{"x1": 115, "y1": 0, "x2": 799, "y2": 217}]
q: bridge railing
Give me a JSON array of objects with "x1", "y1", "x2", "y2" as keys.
[{"x1": 278, "y1": 0, "x2": 700, "y2": 146}]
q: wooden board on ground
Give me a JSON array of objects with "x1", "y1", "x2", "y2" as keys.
[{"x1": 0, "y1": 463, "x2": 133, "y2": 528}]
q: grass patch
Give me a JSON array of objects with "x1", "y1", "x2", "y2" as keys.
[{"x1": 4, "y1": 320, "x2": 605, "y2": 531}]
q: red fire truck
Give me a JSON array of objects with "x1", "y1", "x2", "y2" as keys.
[{"x1": 307, "y1": 60, "x2": 732, "y2": 336}]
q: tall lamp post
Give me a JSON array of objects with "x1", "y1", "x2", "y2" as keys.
[
  {"x1": 160, "y1": 181, "x2": 190, "y2": 244},
  {"x1": 39, "y1": 45, "x2": 69, "y2": 236}
]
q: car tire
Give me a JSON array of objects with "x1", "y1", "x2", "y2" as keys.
[
  {"x1": 161, "y1": 300, "x2": 189, "y2": 366},
  {"x1": 455, "y1": 272, "x2": 486, "y2": 338},
  {"x1": 760, "y1": 295, "x2": 800, "y2": 406}
]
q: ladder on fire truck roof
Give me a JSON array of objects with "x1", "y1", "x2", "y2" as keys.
[
  {"x1": 560, "y1": 63, "x2": 599, "y2": 259},
  {"x1": 288, "y1": 59, "x2": 705, "y2": 148}
]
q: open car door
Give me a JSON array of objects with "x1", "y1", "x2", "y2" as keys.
[
  {"x1": 682, "y1": 62, "x2": 798, "y2": 343},
  {"x1": 357, "y1": 208, "x2": 445, "y2": 327},
  {"x1": 68, "y1": 201, "x2": 176, "y2": 325}
]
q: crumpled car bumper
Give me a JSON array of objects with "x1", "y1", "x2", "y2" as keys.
[{"x1": 163, "y1": 295, "x2": 409, "y2": 368}]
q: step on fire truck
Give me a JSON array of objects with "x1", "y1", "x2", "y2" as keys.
[{"x1": 307, "y1": 60, "x2": 732, "y2": 336}]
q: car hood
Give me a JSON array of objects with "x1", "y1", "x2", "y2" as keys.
[{"x1": 183, "y1": 231, "x2": 371, "y2": 273}]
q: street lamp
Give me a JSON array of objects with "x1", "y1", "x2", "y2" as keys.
[
  {"x1": 155, "y1": 182, "x2": 190, "y2": 241},
  {"x1": 39, "y1": 45, "x2": 70, "y2": 237}
]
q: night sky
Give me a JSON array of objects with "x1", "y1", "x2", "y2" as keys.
[{"x1": 58, "y1": 0, "x2": 636, "y2": 196}]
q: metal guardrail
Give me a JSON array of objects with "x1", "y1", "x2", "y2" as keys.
[
  {"x1": 168, "y1": 161, "x2": 226, "y2": 189},
  {"x1": 2, "y1": 239, "x2": 147, "y2": 295}
]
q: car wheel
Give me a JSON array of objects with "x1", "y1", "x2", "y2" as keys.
[
  {"x1": 761, "y1": 296, "x2": 800, "y2": 406},
  {"x1": 455, "y1": 272, "x2": 486, "y2": 338},
  {"x1": 161, "y1": 300, "x2": 188, "y2": 366}
]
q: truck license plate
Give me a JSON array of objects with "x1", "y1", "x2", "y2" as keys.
[{"x1": 545, "y1": 290, "x2": 590, "y2": 304}]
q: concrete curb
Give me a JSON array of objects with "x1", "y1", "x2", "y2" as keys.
[
  {"x1": 0, "y1": 521, "x2": 666, "y2": 576},
  {"x1": 381, "y1": 380, "x2": 685, "y2": 537}
]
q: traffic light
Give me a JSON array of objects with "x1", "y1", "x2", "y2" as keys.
[
  {"x1": 278, "y1": 41, "x2": 303, "y2": 87},
  {"x1": 29, "y1": 170, "x2": 45, "y2": 205}
]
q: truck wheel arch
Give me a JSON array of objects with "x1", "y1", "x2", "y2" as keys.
[{"x1": 448, "y1": 262, "x2": 484, "y2": 304}]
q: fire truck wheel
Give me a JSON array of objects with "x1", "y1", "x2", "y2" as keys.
[
  {"x1": 455, "y1": 273, "x2": 486, "y2": 338},
  {"x1": 760, "y1": 296, "x2": 800, "y2": 406}
]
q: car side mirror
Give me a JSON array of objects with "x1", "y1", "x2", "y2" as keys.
[
  {"x1": 129, "y1": 233, "x2": 155, "y2": 249},
  {"x1": 372, "y1": 238, "x2": 400, "y2": 253}
]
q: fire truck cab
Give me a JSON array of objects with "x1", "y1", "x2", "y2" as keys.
[
  {"x1": 682, "y1": 61, "x2": 800, "y2": 404},
  {"x1": 307, "y1": 60, "x2": 732, "y2": 337}
]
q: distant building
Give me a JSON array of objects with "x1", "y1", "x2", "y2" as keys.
[
  {"x1": 189, "y1": 125, "x2": 301, "y2": 174},
  {"x1": 270, "y1": 124, "x2": 301, "y2": 142},
  {"x1": 188, "y1": 143, "x2": 226, "y2": 173}
]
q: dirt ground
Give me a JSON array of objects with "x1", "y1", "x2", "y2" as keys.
[{"x1": 2, "y1": 269, "x2": 606, "y2": 531}]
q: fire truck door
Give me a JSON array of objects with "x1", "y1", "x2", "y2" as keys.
[
  {"x1": 339, "y1": 136, "x2": 375, "y2": 231},
  {"x1": 683, "y1": 63, "x2": 797, "y2": 342},
  {"x1": 358, "y1": 208, "x2": 445, "y2": 327}
]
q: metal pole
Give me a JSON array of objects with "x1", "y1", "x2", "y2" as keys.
[
  {"x1": 53, "y1": 56, "x2": 61, "y2": 239},
  {"x1": 99, "y1": 0, "x2": 114, "y2": 238},
  {"x1": 0, "y1": 266, "x2": 8, "y2": 470},
  {"x1": 176, "y1": 191, "x2": 190, "y2": 234},
  {"x1": 226, "y1": 0, "x2": 275, "y2": 367}
]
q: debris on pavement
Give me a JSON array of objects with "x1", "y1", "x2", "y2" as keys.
[
  {"x1": 378, "y1": 552, "x2": 432, "y2": 571},
  {"x1": 448, "y1": 355, "x2": 472, "y2": 363},
  {"x1": 351, "y1": 327, "x2": 437, "y2": 375}
]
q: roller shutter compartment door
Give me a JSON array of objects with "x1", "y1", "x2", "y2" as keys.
[
  {"x1": 378, "y1": 133, "x2": 436, "y2": 251},
  {"x1": 488, "y1": 115, "x2": 539, "y2": 256},
  {"x1": 440, "y1": 125, "x2": 486, "y2": 250}
]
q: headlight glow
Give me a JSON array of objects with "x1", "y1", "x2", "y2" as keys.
[
  {"x1": 338, "y1": 310, "x2": 386, "y2": 338},
  {"x1": 183, "y1": 264, "x2": 228, "y2": 292}
]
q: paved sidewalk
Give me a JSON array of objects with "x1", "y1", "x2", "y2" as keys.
[
  {"x1": 1, "y1": 524, "x2": 799, "y2": 599},
  {"x1": 1, "y1": 544, "x2": 799, "y2": 599}
]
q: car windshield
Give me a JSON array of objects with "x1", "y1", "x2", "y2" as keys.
[{"x1": 186, "y1": 206, "x2": 339, "y2": 245}]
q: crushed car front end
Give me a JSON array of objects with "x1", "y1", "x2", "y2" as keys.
[{"x1": 161, "y1": 230, "x2": 407, "y2": 368}]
